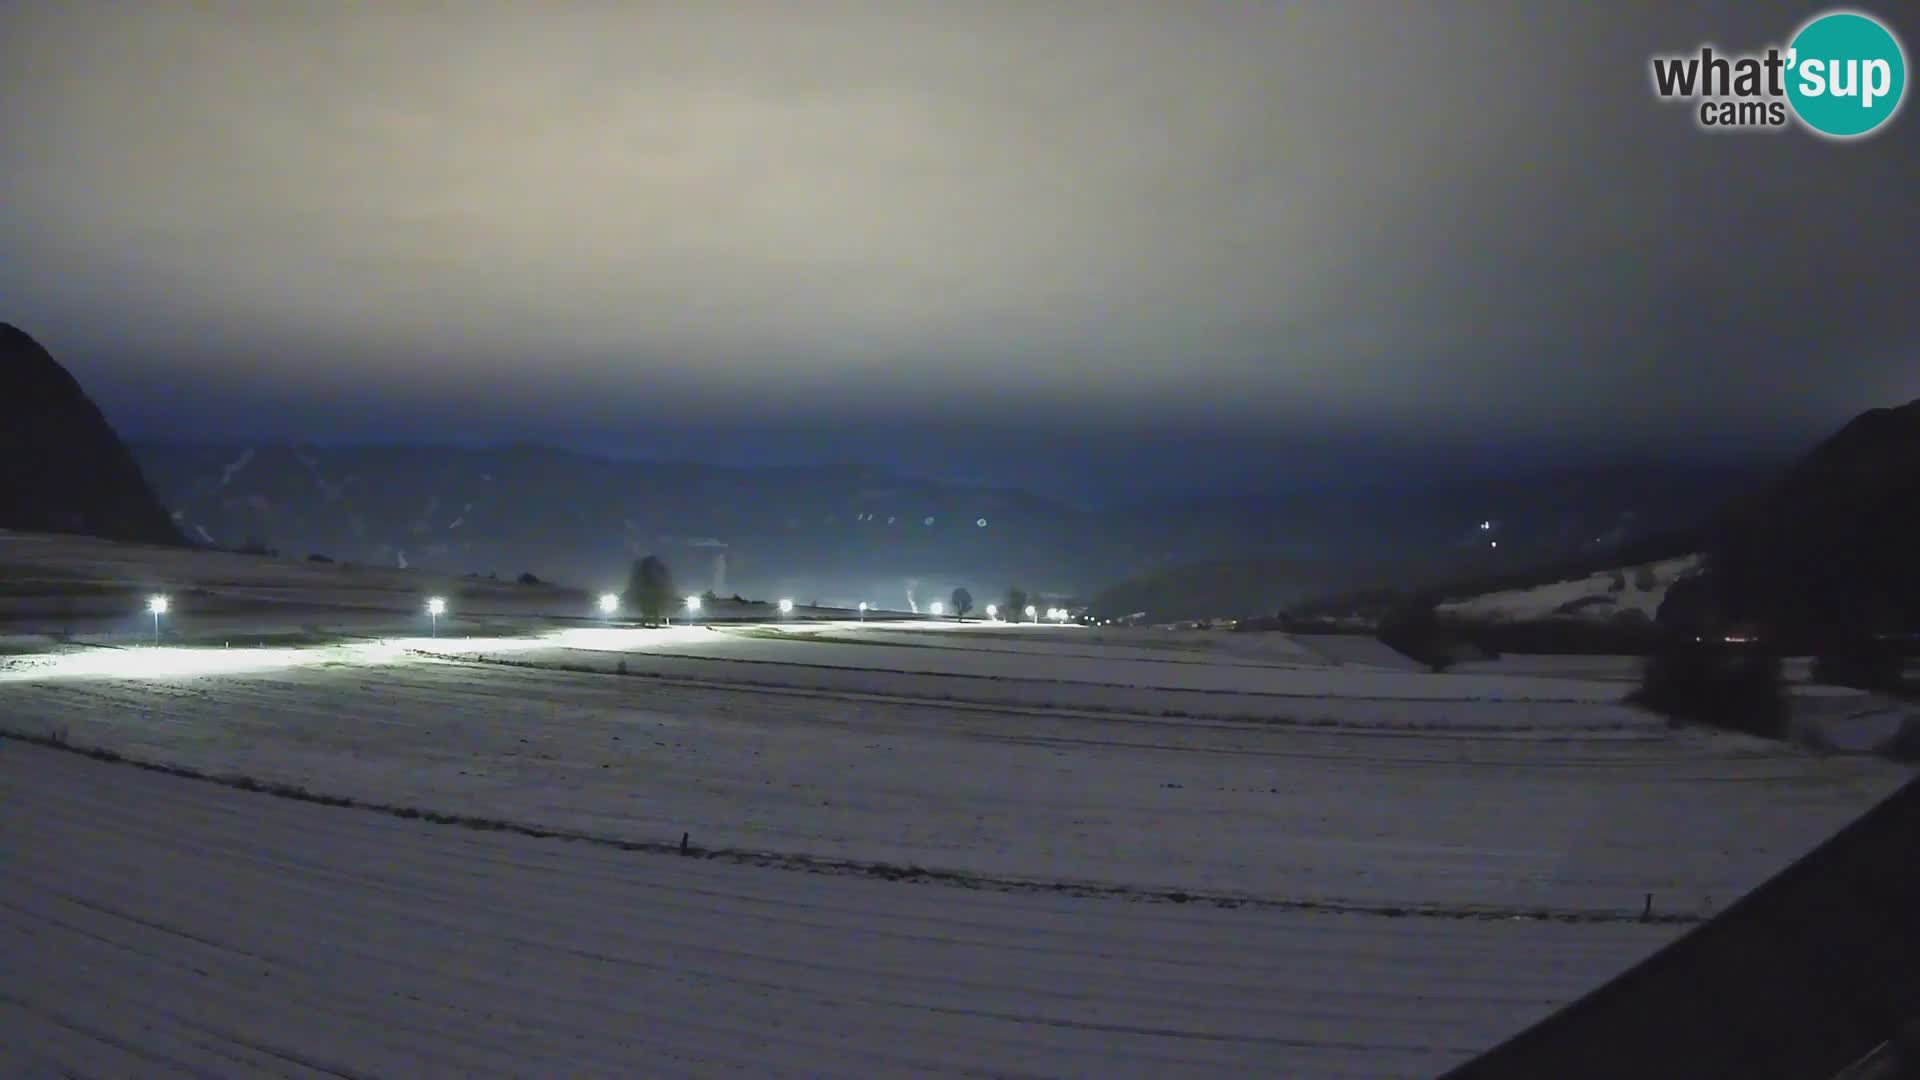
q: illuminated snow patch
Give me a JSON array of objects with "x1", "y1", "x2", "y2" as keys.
[{"x1": 0, "y1": 644, "x2": 386, "y2": 682}]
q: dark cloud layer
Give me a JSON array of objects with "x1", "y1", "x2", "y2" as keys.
[{"x1": 3, "y1": 1, "x2": 1915, "y2": 497}]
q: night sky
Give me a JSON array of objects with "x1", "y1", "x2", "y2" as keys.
[{"x1": 3, "y1": 2, "x2": 1915, "y2": 501}]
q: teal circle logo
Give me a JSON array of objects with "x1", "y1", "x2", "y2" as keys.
[{"x1": 1786, "y1": 11, "x2": 1907, "y2": 138}]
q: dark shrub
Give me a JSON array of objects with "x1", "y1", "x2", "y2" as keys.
[
  {"x1": 1459, "y1": 614, "x2": 1660, "y2": 656},
  {"x1": 517, "y1": 571, "x2": 541, "y2": 585},
  {"x1": 1634, "y1": 639, "x2": 1787, "y2": 738},
  {"x1": 307, "y1": 553, "x2": 334, "y2": 563},
  {"x1": 1886, "y1": 719, "x2": 1920, "y2": 763},
  {"x1": 1377, "y1": 595, "x2": 1458, "y2": 672},
  {"x1": 1811, "y1": 636, "x2": 1904, "y2": 691},
  {"x1": 1633, "y1": 569, "x2": 1787, "y2": 736},
  {"x1": 627, "y1": 555, "x2": 674, "y2": 623}
]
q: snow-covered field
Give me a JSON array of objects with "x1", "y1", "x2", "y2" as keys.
[
  {"x1": 2, "y1": 742, "x2": 1681, "y2": 1079},
  {"x1": 1, "y1": 533, "x2": 1911, "y2": 1077}
]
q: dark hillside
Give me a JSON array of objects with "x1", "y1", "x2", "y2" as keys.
[{"x1": 0, "y1": 324, "x2": 182, "y2": 546}]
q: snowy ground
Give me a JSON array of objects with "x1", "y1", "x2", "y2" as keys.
[
  {"x1": 2, "y1": 621, "x2": 1903, "y2": 915},
  {"x1": 2, "y1": 742, "x2": 1683, "y2": 1079},
  {"x1": 1, "y1": 533, "x2": 1912, "y2": 1076}
]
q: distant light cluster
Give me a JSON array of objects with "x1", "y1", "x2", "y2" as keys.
[{"x1": 846, "y1": 512, "x2": 993, "y2": 528}]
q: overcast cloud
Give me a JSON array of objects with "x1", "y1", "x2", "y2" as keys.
[{"x1": 3, "y1": 1, "x2": 1915, "y2": 494}]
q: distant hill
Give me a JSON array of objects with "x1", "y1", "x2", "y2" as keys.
[
  {"x1": 1707, "y1": 396, "x2": 1920, "y2": 643},
  {"x1": 1087, "y1": 556, "x2": 1374, "y2": 622},
  {"x1": 131, "y1": 439, "x2": 1788, "y2": 616},
  {"x1": 0, "y1": 324, "x2": 182, "y2": 546},
  {"x1": 1290, "y1": 395, "x2": 1920, "y2": 650},
  {"x1": 131, "y1": 442, "x2": 1089, "y2": 606},
  {"x1": 1089, "y1": 465, "x2": 1769, "y2": 623},
  {"x1": 1106, "y1": 464, "x2": 1766, "y2": 569}
]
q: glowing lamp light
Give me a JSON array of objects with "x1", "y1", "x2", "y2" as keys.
[
  {"x1": 930, "y1": 601, "x2": 945, "y2": 616},
  {"x1": 598, "y1": 593, "x2": 619, "y2": 615},
  {"x1": 985, "y1": 604, "x2": 998, "y2": 619},
  {"x1": 685, "y1": 595, "x2": 702, "y2": 612},
  {"x1": 778, "y1": 598, "x2": 795, "y2": 614},
  {"x1": 426, "y1": 597, "x2": 447, "y2": 616},
  {"x1": 1024, "y1": 605, "x2": 1037, "y2": 621},
  {"x1": 145, "y1": 593, "x2": 171, "y2": 645}
]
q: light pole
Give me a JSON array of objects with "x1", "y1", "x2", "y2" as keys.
[
  {"x1": 1023, "y1": 604, "x2": 1037, "y2": 623},
  {"x1": 427, "y1": 596, "x2": 446, "y2": 637},
  {"x1": 685, "y1": 595, "x2": 702, "y2": 626},
  {"x1": 929, "y1": 601, "x2": 944, "y2": 619},
  {"x1": 147, "y1": 594, "x2": 169, "y2": 645},
  {"x1": 985, "y1": 604, "x2": 998, "y2": 621},
  {"x1": 598, "y1": 593, "x2": 620, "y2": 618},
  {"x1": 778, "y1": 598, "x2": 794, "y2": 617},
  {"x1": 858, "y1": 601, "x2": 868, "y2": 622}
]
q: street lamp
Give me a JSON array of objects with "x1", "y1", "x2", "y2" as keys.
[
  {"x1": 778, "y1": 598, "x2": 794, "y2": 615},
  {"x1": 858, "y1": 601, "x2": 869, "y2": 621},
  {"x1": 930, "y1": 601, "x2": 945, "y2": 618},
  {"x1": 1023, "y1": 604, "x2": 1037, "y2": 623},
  {"x1": 147, "y1": 594, "x2": 169, "y2": 645},
  {"x1": 598, "y1": 592, "x2": 619, "y2": 616},
  {"x1": 426, "y1": 596, "x2": 446, "y2": 637},
  {"x1": 985, "y1": 604, "x2": 998, "y2": 620},
  {"x1": 685, "y1": 595, "x2": 702, "y2": 625}
]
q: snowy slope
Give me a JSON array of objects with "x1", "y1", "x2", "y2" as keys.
[{"x1": 1438, "y1": 555, "x2": 1704, "y2": 622}]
